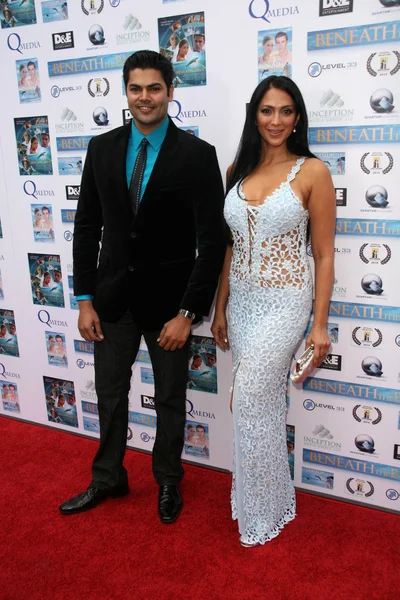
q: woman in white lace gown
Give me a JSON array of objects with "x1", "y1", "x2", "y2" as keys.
[{"x1": 212, "y1": 76, "x2": 335, "y2": 547}]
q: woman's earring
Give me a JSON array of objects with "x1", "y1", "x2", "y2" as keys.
[{"x1": 293, "y1": 127, "x2": 296, "y2": 133}]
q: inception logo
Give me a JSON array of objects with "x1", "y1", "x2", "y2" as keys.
[
  {"x1": 360, "y1": 152, "x2": 394, "y2": 174},
  {"x1": 52, "y1": 31, "x2": 74, "y2": 51},
  {"x1": 309, "y1": 89, "x2": 354, "y2": 123},
  {"x1": 65, "y1": 185, "x2": 80, "y2": 200},
  {"x1": 359, "y1": 243, "x2": 391, "y2": 265},
  {"x1": 81, "y1": 0, "x2": 104, "y2": 15},
  {"x1": 304, "y1": 424, "x2": 341, "y2": 451},
  {"x1": 335, "y1": 188, "x2": 347, "y2": 207},
  {"x1": 88, "y1": 78, "x2": 110, "y2": 97},
  {"x1": 117, "y1": 15, "x2": 150, "y2": 45},
  {"x1": 319, "y1": 0, "x2": 353, "y2": 16},
  {"x1": 168, "y1": 100, "x2": 207, "y2": 123},
  {"x1": 56, "y1": 108, "x2": 84, "y2": 134}
]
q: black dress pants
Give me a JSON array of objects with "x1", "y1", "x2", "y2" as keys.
[{"x1": 91, "y1": 310, "x2": 189, "y2": 489}]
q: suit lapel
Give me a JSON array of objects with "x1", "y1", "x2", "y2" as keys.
[{"x1": 112, "y1": 123, "x2": 131, "y2": 215}]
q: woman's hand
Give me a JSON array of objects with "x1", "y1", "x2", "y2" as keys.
[
  {"x1": 211, "y1": 311, "x2": 229, "y2": 350},
  {"x1": 306, "y1": 324, "x2": 331, "y2": 367}
]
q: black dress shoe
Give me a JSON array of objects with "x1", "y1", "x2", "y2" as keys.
[
  {"x1": 59, "y1": 482, "x2": 129, "y2": 515},
  {"x1": 158, "y1": 485, "x2": 183, "y2": 524}
]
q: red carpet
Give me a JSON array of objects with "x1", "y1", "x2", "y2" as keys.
[{"x1": 0, "y1": 416, "x2": 398, "y2": 600}]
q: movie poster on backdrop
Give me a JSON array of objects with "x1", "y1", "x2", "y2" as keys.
[
  {"x1": 1, "y1": 381, "x2": 20, "y2": 413},
  {"x1": 28, "y1": 253, "x2": 64, "y2": 307},
  {"x1": 314, "y1": 152, "x2": 346, "y2": 176},
  {"x1": 16, "y1": 58, "x2": 41, "y2": 104},
  {"x1": 41, "y1": 0, "x2": 68, "y2": 23},
  {"x1": 45, "y1": 331, "x2": 68, "y2": 368},
  {"x1": 158, "y1": 11, "x2": 206, "y2": 87},
  {"x1": 0, "y1": 270, "x2": 3, "y2": 299},
  {"x1": 287, "y1": 425, "x2": 295, "y2": 480},
  {"x1": 14, "y1": 116, "x2": 52, "y2": 176},
  {"x1": 184, "y1": 421, "x2": 210, "y2": 459},
  {"x1": 31, "y1": 204, "x2": 55, "y2": 243},
  {"x1": 57, "y1": 156, "x2": 83, "y2": 176},
  {"x1": 43, "y1": 376, "x2": 77, "y2": 428},
  {"x1": 0, "y1": 0, "x2": 37, "y2": 28},
  {"x1": 0, "y1": 309, "x2": 19, "y2": 357},
  {"x1": 187, "y1": 335, "x2": 217, "y2": 394},
  {"x1": 258, "y1": 27, "x2": 293, "y2": 82}
]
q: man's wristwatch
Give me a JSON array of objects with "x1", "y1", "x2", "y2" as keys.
[{"x1": 179, "y1": 309, "x2": 196, "y2": 320}]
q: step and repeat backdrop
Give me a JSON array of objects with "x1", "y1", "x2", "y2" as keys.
[{"x1": 0, "y1": 0, "x2": 399, "y2": 512}]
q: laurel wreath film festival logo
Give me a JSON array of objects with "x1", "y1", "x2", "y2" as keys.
[
  {"x1": 367, "y1": 51, "x2": 400, "y2": 77},
  {"x1": 81, "y1": 0, "x2": 104, "y2": 16},
  {"x1": 360, "y1": 152, "x2": 393, "y2": 174}
]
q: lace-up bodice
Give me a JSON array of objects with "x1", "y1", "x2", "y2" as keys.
[{"x1": 225, "y1": 158, "x2": 310, "y2": 290}]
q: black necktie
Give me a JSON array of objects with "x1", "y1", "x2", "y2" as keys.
[{"x1": 129, "y1": 138, "x2": 148, "y2": 216}]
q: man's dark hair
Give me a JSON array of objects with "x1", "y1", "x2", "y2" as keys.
[{"x1": 123, "y1": 50, "x2": 174, "y2": 90}]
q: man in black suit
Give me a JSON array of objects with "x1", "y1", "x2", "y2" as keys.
[{"x1": 59, "y1": 51, "x2": 226, "y2": 522}]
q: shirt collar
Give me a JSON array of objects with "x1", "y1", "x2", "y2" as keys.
[{"x1": 131, "y1": 117, "x2": 169, "y2": 151}]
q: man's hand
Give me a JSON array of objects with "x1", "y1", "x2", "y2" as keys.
[
  {"x1": 157, "y1": 314, "x2": 192, "y2": 351},
  {"x1": 78, "y1": 300, "x2": 104, "y2": 342}
]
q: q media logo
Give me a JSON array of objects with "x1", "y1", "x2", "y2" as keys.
[
  {"x1": 352, "y1": 326, "x2": 383, "y2": 348},
  {"x1": 88, "y1": 24, "x2": 106, "y2": 47},
  {"x1": 65, "y1": 185, "x2": 80, "y2": 200},
  {"x1": 7, "y1": 33, "x2": 41, "y2": 55},
  {"x1": 352, "y1": 404, "x2": 382, "y2": 424},
  {"x1": 117, "y1": 14, "x2": 150, "y2": 45},
  {"x1": 88, "y1": 78, "x2": 110, "y2": 98},
  {"x1": 52, "y1": 31, "x2": 74, "y2": 51},
  {"x1": 141, "y1": 394, "x2": 155, "y2": 410},
  {"x1": 93, "y1": 106, "x2": 109, "y2": 127},
  {"x1": 370, "y1": 88, "x2": 395, "y2": 114},
  {"x1": 38, "y1": 310, "x2": 68, "y2": 329},
  {"x1": 359, "y1": 243, "x2": 391, "y2": 265},
  {"x1": 168, "y1": 100, "x2": 207, "y2": 124},
  {"x1": 361, "y1": 356, "x2": 383, "y2": 378},
  {"x1": 360, "y1": 274, "x2": 384, "y2": 296},
  {"x1": 345, "y1": 478, "x2": 374, "y2": 497},
  {"x1": 23, "y1": 180, "x2": 55, "y2": 199},
  {"x1": 354, "y1": 433, "x2": 376, "y2": 454},
  {"x1": 360, "y1": 152, "x2": 393, "y2": 174},
  {"x1": 81, "y1": 0, "x2": 104, "y2": 15},
  {"x1": 319, "y1": 0, "x2": 353, "y2": 17},
  {"x1": 335, "y1": 188, "x2": 347, "y2": 207},
  {"x1": 386, "y1": 488, "x2": 400, "y2": 501},
  {"x1": 0, "y1": 363, "x2": 21, "y2": 380},
  {"x1": 248, "y1": 0, "x2": 299, "y2": 22},
  {"x1": 364, "y1": 185, "x2": 389, "y2": 210},
  {"x1": 186, "y1": 399, "x2": 216, "y2": 420},
  {"x1": 367, "y1": 51, "x2": 400, "y2": 77},
  {"x1": 320, "y1": 354, "x2": 342, "y2": 371}
]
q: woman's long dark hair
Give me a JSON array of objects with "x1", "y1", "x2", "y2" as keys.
[{"x1": 227, "y1": 76, "x2": 316, "y2": 192}]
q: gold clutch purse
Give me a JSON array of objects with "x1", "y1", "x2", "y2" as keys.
[{"x1": 290, "y1": 344, "x2": 315, "y2": 384}]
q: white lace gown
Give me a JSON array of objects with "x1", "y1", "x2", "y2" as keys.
[{"x1": 224, "y1": 158, "x2": 313, "y2": 545}]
